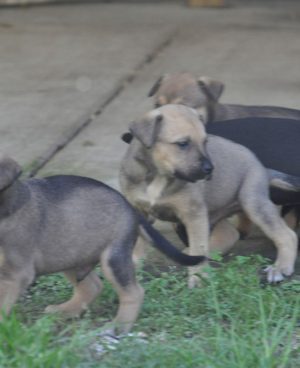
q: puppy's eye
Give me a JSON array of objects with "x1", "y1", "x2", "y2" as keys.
[
  {"x1": 175, "y1": 140, "x2": 190, "y2": 149},
  {"x1": 155, "y1": 102, "x2": 161, "y2": 108}
]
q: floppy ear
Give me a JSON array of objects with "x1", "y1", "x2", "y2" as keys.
[
  {"x1": 129, "y1": 114, "x2": 163, "y2": 148},
  {"x1": 148, "y1": 75, "x2": 165, "y2": 97},
  {"x1": 0, "y1": 156, "x2": 22, "y2": 192},
  {"x1": 197, "y1": 76, "x2": 224, "y2": 101}
]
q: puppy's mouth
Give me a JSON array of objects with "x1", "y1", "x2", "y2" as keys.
[{"x1": 174, "y1": 170, "x2": 211, "y2": 183}]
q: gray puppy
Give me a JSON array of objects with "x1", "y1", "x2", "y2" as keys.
[
  {"x1": 0, "y1": 155, "x2": 205, "y2": 334},
  {"x1": 148, "y1": 72, "x2": 300, "y2": 123},
  {"x1": 119, "y1": 105, "x2": 299, "y2": 288}
]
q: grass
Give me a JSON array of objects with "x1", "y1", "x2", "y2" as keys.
[
  {"x1": 0, "y1": 313, "x2": 91, "y2": 367},
  {"x1": 1, "y1": 255, "x2": 299, "y2": 367}
]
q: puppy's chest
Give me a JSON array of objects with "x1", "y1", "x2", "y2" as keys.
[{"x1": 136, "y1": 177, "x2": 178, "y2": 222}]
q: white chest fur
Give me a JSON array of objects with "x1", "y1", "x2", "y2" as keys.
[{"x1": 144, "y1": 176, "x2": 168, "y2": 206}]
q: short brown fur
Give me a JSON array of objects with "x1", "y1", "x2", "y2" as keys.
[{"x1": 120, "y1": 105, "x2": 298, "y2": 287}]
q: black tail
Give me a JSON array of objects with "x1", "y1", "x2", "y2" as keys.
[{"x1": 138, "y1": 215, "x2": 206, "y2": 266}]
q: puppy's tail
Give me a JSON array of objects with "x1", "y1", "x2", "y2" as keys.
[
  {"x1": 268, "y1": 169, "x2": 300, "y2": 191},
  {"x1": 138, "y1": 215, "x2": 206, "y2": 266}
]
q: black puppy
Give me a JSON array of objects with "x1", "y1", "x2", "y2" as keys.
[{"x1": 206, "y1": 117, "x2": 300, "y2": 216}]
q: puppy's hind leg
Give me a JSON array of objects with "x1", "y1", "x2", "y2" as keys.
[
  {"x1": 210, "y1": 220, "x2": 240, "y2": 254},
  {"x1": 100, "y1": 242, "x2": 144, "y2": 336},
  {"x1": 0, "y1": 268, "x2": 35, "y2": 319},
  {"x1": 242, "y1": 196, "x2": 297, "y2": 283},
  {"x1": 45, "y1": 269, "x2": 103, "y2": 317},
  {"x1": 234, "y1": 213, "x2": 253, "y2": 239},
  {"x1": 283, "y1": 207, "x2": 299, "y2": 230},
  {"x1": 175, "y1": 220, "x2": 240, "y2": 255}
]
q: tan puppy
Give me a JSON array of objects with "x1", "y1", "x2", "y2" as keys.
[
  {"x1": 147, "y1": 72, "x2": 300, "y2": 244},
  {"x1": 120, "y1": 105, "x2": 299, "y2": 287}
]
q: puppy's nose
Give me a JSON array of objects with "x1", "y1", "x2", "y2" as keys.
[{"x1": 201, "y1": 157, "x2": 214, "y2": 175}]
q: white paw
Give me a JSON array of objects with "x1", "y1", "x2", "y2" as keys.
[
  {"x1": 264, "y1": 266, "x2": 285, "y2": 283},
  {"x1": 188, "y1": 275, "x2": 201, "y2": 289},
  {"x1": 97, "y1": 325, "x2": 117, "y2": 338},
  {"x1": 44, "y1": 304, "x2": 60, "y2": 314}
]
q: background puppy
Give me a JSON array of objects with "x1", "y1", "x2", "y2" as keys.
[
  {"x1": 0, "y1": 155, "x2": 205, "y2": 335},
  {"x1": 207, "y1": 117, "x2": 300, "y2": 232},
  {"x1": 148, "y1": 72, "x2": 300, "y2": 123},
  {"x1": 120, "y1": 105, "x2": 299, "y2": 287}
]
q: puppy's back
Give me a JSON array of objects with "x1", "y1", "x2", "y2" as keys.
[{"x1": 18, "y1": 176, "x2": 137, "y2": 274}]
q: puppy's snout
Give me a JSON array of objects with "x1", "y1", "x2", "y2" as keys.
[{"x1": 201, "y1": 157, "x2": 214, "y2": 176}]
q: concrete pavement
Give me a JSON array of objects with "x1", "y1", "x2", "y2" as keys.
[
  {"x1": 35, "y1": 2, "x2": 300, "y2": 184},
  {"x1": 0, "y1": 1, "x2": 299, "y2": 269},
  {"x1": 0, "y1": 3, "x2": 175, "y2": 173}
]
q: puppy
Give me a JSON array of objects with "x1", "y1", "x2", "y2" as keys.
[
  {"x1": 119, "y1": 105, "x2": 299, "y2": 287},
  {"x1": 121, "y1": 117, "x2": 300, "y2": 249},
  {"x1": 207, "y1": 116, "x2": 300, "y2": 235},
  {"x1": 148, "y1": 72, "x2": 300, "y2": 123},
  {"x1": 146, "y1": 72, "x2": 300, "y2": 238},
  {"x1": 0, "y1": 155, "x2": 205, "y2": 334}
]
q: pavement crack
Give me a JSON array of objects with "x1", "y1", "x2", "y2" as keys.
[{"x1": 28, "y1": 29, "x2": 177, "y2": 178}]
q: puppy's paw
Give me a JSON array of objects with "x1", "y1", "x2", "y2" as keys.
[
  {"x1": 97, "y1": 323, "x2": 117, "y2": 338},
  {"x1": 44, "y1": 303, "x2": 85, "y2": 318},
  {"x1": 265, "y1": 263, "x2": 294, "y2": 283},
  {"x1": 188, "y1": 268, "x2": 209, "y2": 288},
  {"x1": 44, "y1": 304, "x2": 65, "y2": 314},
  {"x1": 44, "y1": 304, "x2": 59, "y2": 313},
  {"x1": 265, "y1": 266, "x2": 284, "y2": 283},
  {"x1": 188, "y1": 275, "x2": 201, "y2": 289}
]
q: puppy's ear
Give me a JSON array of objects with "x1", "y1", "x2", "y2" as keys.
[
  {"x1": 0, "y1": 156, "x2": 22, "y2": 192},
  {"x1": 197, "y1": 112, "x2": 207, "y2": 125},
  {"x1": 129, "y1": 114, "x2": 163, "y2": 148},
  {"x1": 148, "y1": 75, "x2": 165, "y2": 97},
  {"x1": 197, "y1": 76, "x2": 224, "y2": 101},
  {"x1": 121, "y1": 132, "x2": 133, "y2": 144}
]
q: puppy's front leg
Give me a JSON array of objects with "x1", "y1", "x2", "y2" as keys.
[{"x1": 182, "y1": 208, "x2": 210, "y2": 288}]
